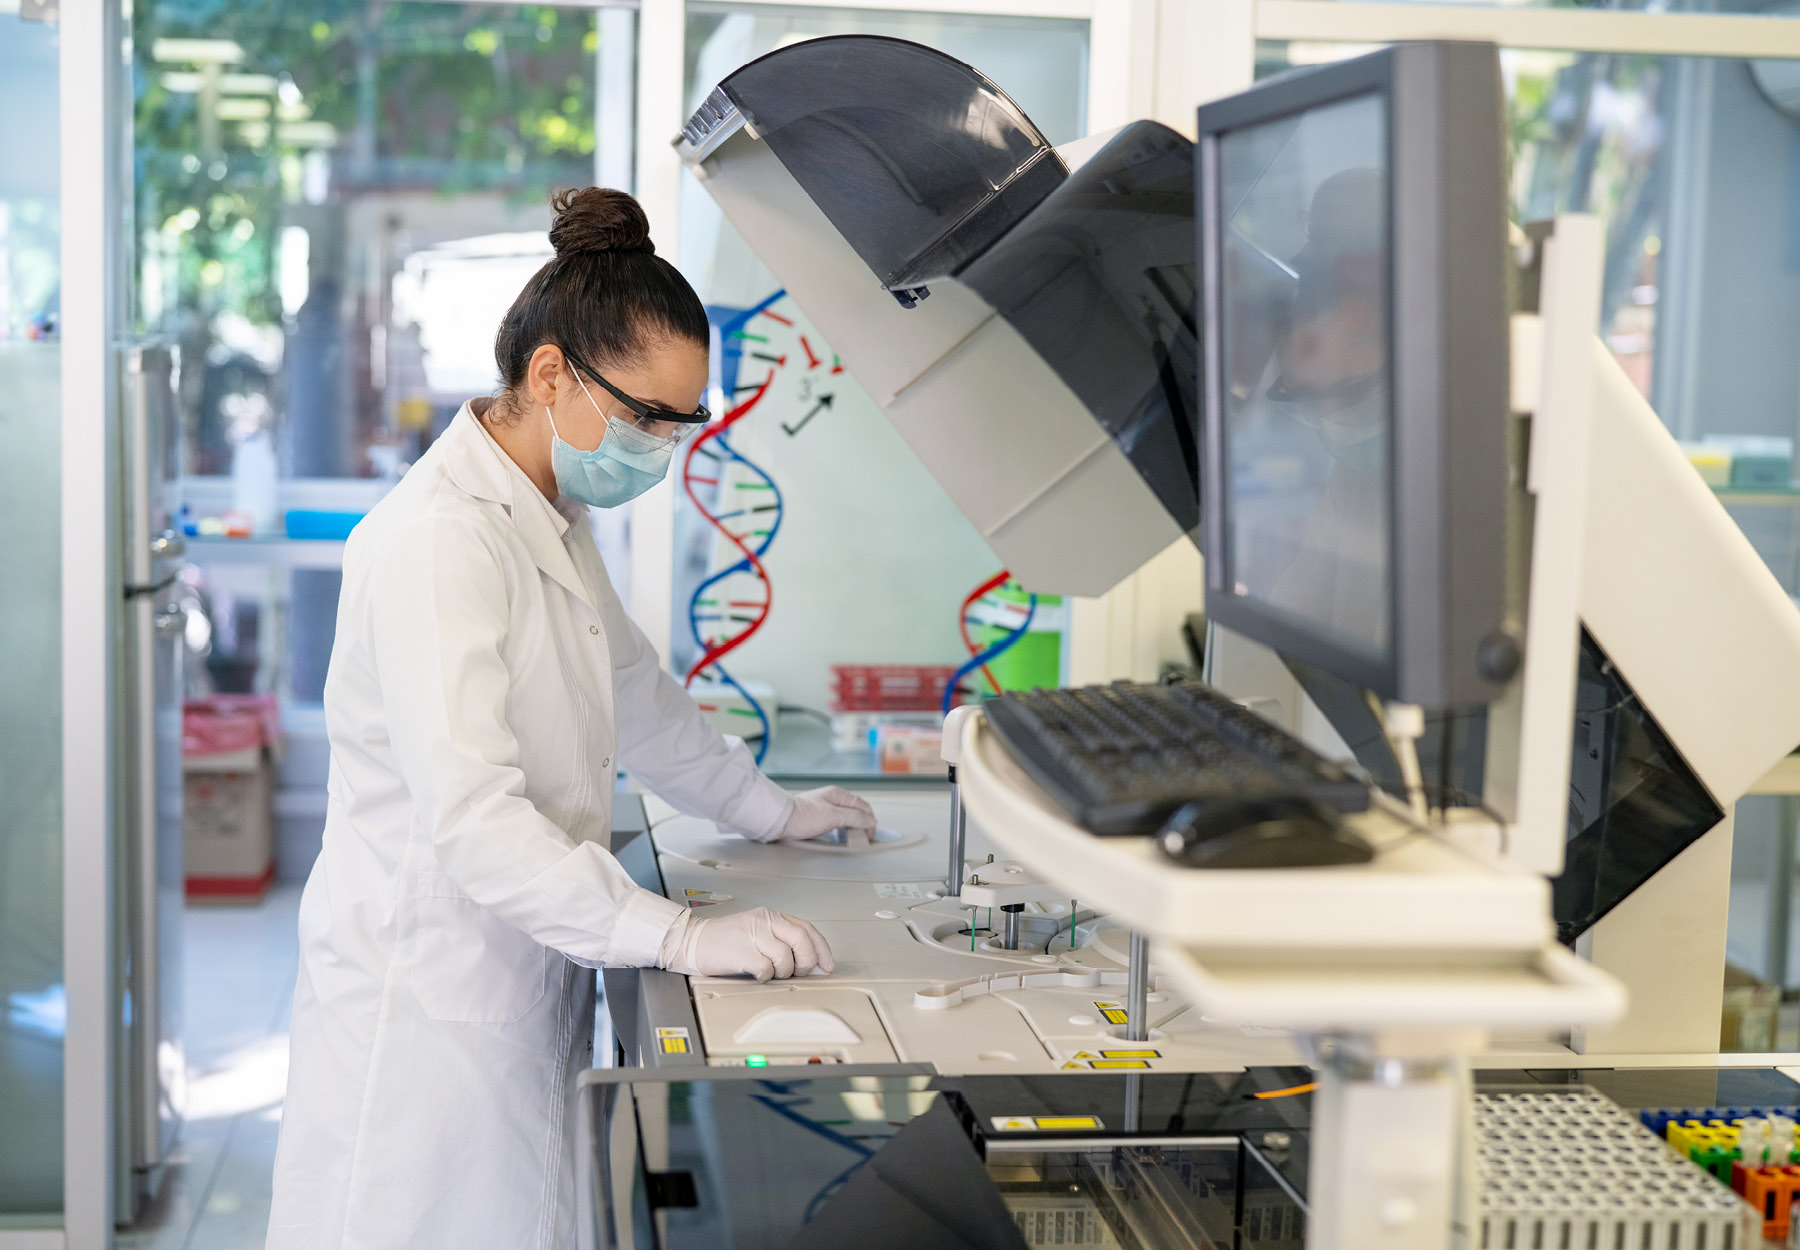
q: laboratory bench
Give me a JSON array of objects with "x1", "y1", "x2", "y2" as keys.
[{"x1": 590, "y1": 783, "x2": 1800, "y2": 1248}]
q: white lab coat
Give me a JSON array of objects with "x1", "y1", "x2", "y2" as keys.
[{"x1": 266, "y1": 404, "x2": 793, "y2": 1250}]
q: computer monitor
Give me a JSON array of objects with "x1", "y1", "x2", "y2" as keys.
[{"x1": 1196, "y1": 41, "x2": 1512, "y2": 709}]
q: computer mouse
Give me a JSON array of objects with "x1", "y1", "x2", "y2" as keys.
[{"x1": 1157, "y1": 796, "x2": 1375, "y2": 869}]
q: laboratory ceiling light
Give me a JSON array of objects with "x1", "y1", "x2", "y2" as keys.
[
  {"x1": 277, "y1": 121, "x2": 339, "y2": 149},
  {"x1": 216, "y1": 98, "x2": 272, "y2": 121},
  {"x1": 160, "y1": 71, "x2": 279, "y2": 94},
  {"x1": 151, "y1": 38, "x2": 245, "y2": 64}
]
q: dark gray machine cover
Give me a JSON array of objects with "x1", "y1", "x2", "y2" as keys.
[
  {"x1": 960, "y1": 122, "x2": 1200, "y2": 538},
  {"x1": 680, "y1": 36, "x2": 1199, "y2": 590},
  {"x1": 695, "y1": 36, "x2": 1068, "y2": 296}
]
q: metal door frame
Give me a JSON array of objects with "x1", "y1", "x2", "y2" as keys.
[{"x1": 60, "y1": 0, "x2": 127, "y2": 1247}]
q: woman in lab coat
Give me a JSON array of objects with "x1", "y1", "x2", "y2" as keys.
[{"x1": 266, "y1": 187, "x2": 876, "y2": 1250}]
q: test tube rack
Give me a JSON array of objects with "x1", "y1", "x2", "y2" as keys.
[{"x1": 1478, "y1": 1091, "x2": 1760, "y2": 1250}]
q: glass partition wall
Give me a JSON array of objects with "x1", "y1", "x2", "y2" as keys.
[
  {"x1": 132, "y1": 0, "x2": 639, "y2": 875},
  {"x1": 134, "y1": 0, "x2": 633, "y2": 687},
  {"x1": 0, "y1": 5, "x2": 64, "y2": 1223},
  {"x1": 670, "y1": 10, "x2": 1090, "y2": 781},
  {"x1": 126, "y1": 0, "x2": 1097, "y2": 833}
]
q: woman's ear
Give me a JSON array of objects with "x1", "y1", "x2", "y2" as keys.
[{"x1": 524, "y1": 344, "x2": 567, "y2": 409}]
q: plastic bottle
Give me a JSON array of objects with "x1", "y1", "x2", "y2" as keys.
[{"x1": 231, "y1": 431, "x2": 280, "y2": 537}]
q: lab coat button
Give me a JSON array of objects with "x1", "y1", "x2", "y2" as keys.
[
  {"x1": 602, "y1": 757, "x2": 611, "y2": 768},
  {"x1": 589, "y1": 624, "x2": 599, "y2": 635}
]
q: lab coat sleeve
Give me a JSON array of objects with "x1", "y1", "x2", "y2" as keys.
[
  {"x1": 368, "y1": 515, "x2": 685, "y2": 969},
  {"x1": 602, "y1": 589, "x2": 795, "y2": 841}
]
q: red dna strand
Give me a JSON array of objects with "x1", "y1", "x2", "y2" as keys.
[{"x1": 680, "y1": 294, "x2": 790, "y2": 754}]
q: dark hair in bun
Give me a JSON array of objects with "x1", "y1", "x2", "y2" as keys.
[
  {"x1": 548, "y1": 186, "x2": 654, "y2": 258},
  {"x1": 493, "y1": 186, "x2": 707, "y2": 411}
]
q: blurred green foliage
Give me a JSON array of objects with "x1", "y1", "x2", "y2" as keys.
[{"x1": 135, "y1": 1, "x2": 600, "y2": 331}]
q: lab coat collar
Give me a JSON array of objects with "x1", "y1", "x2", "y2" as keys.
[{"x1": 442, "y1": 403, "x2": 596, "y2": 612}]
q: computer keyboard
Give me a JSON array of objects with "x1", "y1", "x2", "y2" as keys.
[{"x1": 981, "y1": 679, "x2": 1369, "y2": 836}]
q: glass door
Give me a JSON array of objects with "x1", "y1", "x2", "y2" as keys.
[
  {"x1": 0, "y1": 0, "x2": 65, "y2": 1222},
  {"x1": 670, "y1": 8, "x2": 1091, "y2": 782},
  {"x1": 133, "y1": 0, "x2": 639, "y2": 879}
]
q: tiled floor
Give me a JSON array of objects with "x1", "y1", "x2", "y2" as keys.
[{"x1": 119, "y1": 885, "x2": 303, "y2": 1250}]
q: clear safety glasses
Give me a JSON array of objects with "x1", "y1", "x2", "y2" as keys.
[{"x1": 564, "y1": 348, "x2": 711, "y2": 446}]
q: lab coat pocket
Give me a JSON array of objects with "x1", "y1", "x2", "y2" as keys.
[{"x1": 409, "y1": 871, "x2": 549, "y2": 1024}]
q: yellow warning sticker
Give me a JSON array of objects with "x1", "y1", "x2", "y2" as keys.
[
  {"x1": 989, "y1": 1114, "x2": 1106, "y2": 1132},
  {"x1": 1100, "y1": 1049, "x2": 1160, "y2": 1060},
  {"x1": 1062, "y1": 1062, "x2": 1084, "y2": 1070},
  {"x1": 1095, "y1": 1002, "x2": 1129, "y2": 1026},
  {"x1": 1089, "y1": 1059, "x2": 1151, "y2": 1070},
  {"x1": 655, "y1": 1026, "x2": 691, "y2": 1055},
  {"x1": 684, "y1": 889, "x2": 710, "y2": 897},
  {"x1": 1072, "y1": 1051, "x2": 1099, "y2": 1060}
]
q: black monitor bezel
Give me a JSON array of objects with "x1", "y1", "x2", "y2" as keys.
[{"x1": 1197, "y1": 43, "x2": 1510, "y2": 709}]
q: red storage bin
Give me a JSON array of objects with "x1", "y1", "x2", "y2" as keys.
[
  {"x1": 183, "y1": 694, "x2": 282, "y2": 902},
  {"x1": 829, "y1": 664, "x2": 959, "y2": 713}
]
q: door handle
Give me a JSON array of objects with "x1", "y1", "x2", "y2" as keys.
[
  {"x1": 126, "y1": 573, "x2": 180, "y2": 599},
  {"x1": 128, "y1": 531, "x2": 188, "y2": 599},
  {"x1": 151, "y1": 530, "x2": 186, "y2": 560}
]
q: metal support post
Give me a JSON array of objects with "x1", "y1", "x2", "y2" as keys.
[
  {"x1": 1770, "y1": 796, "x2": 1797, "y2": 996},
  {"x1": 1307, "y1": 1037, "x2": 1463, "y2": 1250},
  {"x1": 1126, "y1": 931, "x2": 1149, "y2": 1042},
  {"x1": 946, "y1": 764, "x2": 966, "y2": 897},
  {"x1": 1001, "y1": 904, "x2": 1023, "y2": 950},
  {"x1": 1122, "y1": 1072, "x2": 1142, "y2": 1132}
]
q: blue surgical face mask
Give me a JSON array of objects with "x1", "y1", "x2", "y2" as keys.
[{"x1": 546, "y1": 371, "x2": 677, "y2": 509}]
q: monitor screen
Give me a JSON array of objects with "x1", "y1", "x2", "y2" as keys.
[{"x1": 1216, "y1": 91, "x2": 1392, "y2": 670}]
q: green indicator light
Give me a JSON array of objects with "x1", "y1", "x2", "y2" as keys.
[{"x1": 746, "y1": 1054, "x2": 768, "y2": 1068}]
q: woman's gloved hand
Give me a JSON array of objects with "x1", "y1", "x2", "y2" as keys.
[
  {"x1": 777, "y1": 785, "x2": 877, "y2": 842},
  {"x1": 658, "y1": 906, "x2": 835, "y2": 981}
]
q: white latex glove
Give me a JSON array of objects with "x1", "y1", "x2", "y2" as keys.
[
  {"x1": 658, "y1": 906, "x2": 835, "y2": 981},
  {"x1": 777, "y1": 785, "x2": 877, "y2": 842}
]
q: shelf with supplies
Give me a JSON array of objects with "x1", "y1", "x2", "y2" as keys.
[
  {"x1": 183, "y1": 534, "x2": 348, "y2": 570},
  {"x1": 175, "y1": 475, "x2": 386, "y2": 572}
]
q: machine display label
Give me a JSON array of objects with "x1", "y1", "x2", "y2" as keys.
[
  {"x1": 990, "y1": 1115, "x2": 1106, "y2": 1132},
  {"x1": 656, "y1": 1027, "x2": 692, "y2": 1055}
]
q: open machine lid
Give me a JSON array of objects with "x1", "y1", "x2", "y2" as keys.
[
  {"x1": 679, "y1": 36, "x2": 1198, "y2": 595},
  {"x1": 687, "y1": 35, "x2": 1067, "y2": 296}
]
